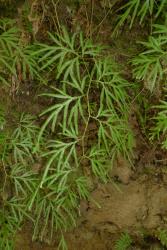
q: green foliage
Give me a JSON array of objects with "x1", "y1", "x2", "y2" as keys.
[
  {"x1": 40, "y1": 137, "x2": 78, "y2": 187},
  {"x1": 2, "y1": 1, "x2": 167, "y2": 249},
  {"x1": 0, "y1": 18, "x2": 40, "y2": 87},
  {"x1": 135, "y1": 93, "x2": 151, "y2": 135},
  {"x1": 0, "y1": 111, "x2": 90, "y2": 245},
  {"x1": 35, "y1": 27, "x2": 100, "y2": 82},
  {"x1": 35, "y1": 30, "x2": 134, "y2": 173},
  {"x1": 0, "y1": 112, "x2": 39, "y2": 248},
  {"x1": 58, "y1": 234, "x2": 68, "y2": 250},
  {"x1": 8, "y1": 113, "x2": 40, "y2": 164},
  {"x1": 10, "y1": 164, "x2": 37, "y2": 197},
  {"x1": 132, "y1": 26, "x2": 167, "y2": 92},
  {"x1": 156, "y1": 229, "x2": 167, "y2": 247},
  {"x1": 89, "y1": 146, "x2": 110, "y2": 183},
  {"x1": 31, "y1": 172, "x2": 89, "y2": 243},
  {"x1": 36, "y1": 86, "x2": 85, "y2": 146},
  {"x1": 0, "y1": 107, "x2": 5, "y2": 130},
  {"x1": 150, "y1": 96, "x2": 167, "y2": 148},
  {"x1": 0, "y1": 25, "x2": 134, "y2": 249},
  {"x1": 0, "y1": 18, "x2": 19, "y2": 85},
  {"x1": 30, "y1": 28, "x2": 133, "y2": 244},
  {"x1": 96, "y1": 109, "x2": 134, "y2": 160},
  {"x1": 20, "y1": 1, "x2": 33, "y2": 33},
  {"x1": 114, "y1": 0, "x2": 167, "y2": 30},
  {"x1": 115, "y1": 232, "x2": 133, "y2": 250},
  {"x1": 0, "y1": 210, "x2": 17, "y2": 250}
]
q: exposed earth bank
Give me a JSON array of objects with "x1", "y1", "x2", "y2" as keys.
[{"x1": 16, "y1": 165, "x2": 167, "y2": 249}]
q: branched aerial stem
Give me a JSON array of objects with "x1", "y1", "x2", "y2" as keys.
[{"x1": 80, "y1": 65, "x2": 93, "y2": 158}]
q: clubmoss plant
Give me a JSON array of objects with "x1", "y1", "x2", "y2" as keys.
[
  {"x1": 0, "y1": 26, "x2": 134, "y2": 249},
  {"x1": 33, "y1": 28, "x2": 134, "y2": 182}
]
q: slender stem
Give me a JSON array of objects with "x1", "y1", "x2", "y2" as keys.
[
  {"x1": 51, "y1": 0, "x2": 61, "y2": 34},
  {"x1": 81, "y1": 78, "x2": 91, "y2": 157}
]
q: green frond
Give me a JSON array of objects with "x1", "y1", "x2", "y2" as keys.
[
  {"x1": 36, "y1": 27, "x2": 100, "y2": 81},
  {"x1": 75, "y1": 176, "x2": 89, "y2": 199},
  {"x1": 132, "y1": 35, "x2": 167, "y2": 92},
  {"x1": 9, "y1": 164, "x2": 37, "y2": 197},
  {"x1": 8, "y1": 113, "x2": 39, "y2": 165},
  {"x1": 31, "y1": 170, "x2": 87, "y2": 243},
  {"x1": 12, "y1": 45, "x2": 41, "y2": 81},
  {"x1": 0, "y1": 23, "x2": 135, "y2": 248},
  {"x1": 37, "y1": 87, "x2": 84, "y2": 146},
  {"x1": 96, "y1": 109, "x2": 134, "y2": 160},
  {"x1": 0, "y1": 19, "x2": 41, "y2": 86},
  {"x1": 0, "y1": 210, "x2": 17, "y2": 250},
  {"x1": 40, "y1": 138, "x2": 78, "y2": 187},
  {"x1": 0, "y1": 107, "x2": 6, "y2": 130},
  {"x1": 115, "y1": 232, "x2": 133, "y2": 250},
  {"x1": 156, "y1": 229, "x2": 167, "y2": 247},
  {"x1": 94, "y1": 58, "x2": 130, "y2": 113},
  {"x1": 89, "y1": 146, "x2": 110, "y2": 182},
  {"x1": 150, "y1": 97, "x2": 167, "y2": 148},
  {"x1": 114, "y1": 0, "x2": 167, "y2": 31},
  {"x1": 58, "y1": 234, "x2": 68, "y2": 250},
  {"x1": 6, "y1": 196, "x2": 33, "y2": 224}
]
